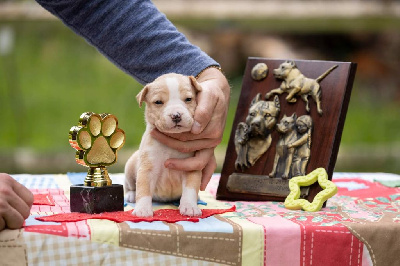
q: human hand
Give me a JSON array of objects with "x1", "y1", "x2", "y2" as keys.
[
  {"x1": 0, "y1": 173, "x2": 33, "y2": 231},
  {"x1": 151, "y1": 67, "x2": 230, "y2": 190}
]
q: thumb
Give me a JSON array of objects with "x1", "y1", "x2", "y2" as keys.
[{"x1": 192, "y1": 90, "x2": 217, "y2": 134}]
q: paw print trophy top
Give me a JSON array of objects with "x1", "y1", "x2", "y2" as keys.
[
  {"x1": 69, "y1": 112, "x2": 125, "y2": 186},
  {"x1": 69, "y1": 112, "x2": 126, "y2": 214}
]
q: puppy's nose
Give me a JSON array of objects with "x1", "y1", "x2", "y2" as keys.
[
  {"x1": 171, "y1": 113, "x2": 182, "y2": 123},
  {"x1": 251, "y1": 121, "x2": 261, "y2": 128}
]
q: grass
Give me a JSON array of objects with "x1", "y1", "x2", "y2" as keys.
[{"x1": 0, "y1": 21, "x2": 143, "y2": 152}]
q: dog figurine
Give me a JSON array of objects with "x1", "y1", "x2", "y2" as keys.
[
  {"x1": 124, "y1": 73, "x2": 202, "y2": 217},
  {"x1": 289, "y1": 115, "x2": 313, "y2": 177},
  {"x1": 234, "y1": 93, "x2": 280, "y2": 170},
  {"x1": 265, "y1": 61, "x2": 338, "y2": 115},
  {"x1": 269, "y1": 113, "x2": 298, "y2": 179}
]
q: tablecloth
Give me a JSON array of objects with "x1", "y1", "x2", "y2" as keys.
[{"x1": 1, "y1": 172, "x2": 400, "y2": 265}]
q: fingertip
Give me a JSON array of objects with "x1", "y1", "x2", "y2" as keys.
[
  {"x1": 27, "y1": 190, "x2": 34, "y2": 207},
  {"x1": 150, "y1": 128, "x2": 158, "y2": 138},
  {"x1": 191, "y1": 121, "x2": 202, "y2": 134},
  {"x1": 200, "y1": 182, "x2": 207, "y2": 191},
  {"x1": 164, "y1": 160, "x2": 173, "y2": 169}
]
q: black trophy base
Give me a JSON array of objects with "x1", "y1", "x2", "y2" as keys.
[{"x1": 70, "y1": 184, "x2": 124, "y2": 214}]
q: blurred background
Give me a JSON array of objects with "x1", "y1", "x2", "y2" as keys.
[{"x1": 0, "y1": 0, "x2": 399, "y2": 174}]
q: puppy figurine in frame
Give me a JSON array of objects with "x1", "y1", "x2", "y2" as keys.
[
  {"x1": 266, "y1": 60, "x2": 338, "y2": 115},
  {"x1": 234, "y1": 93, "x2": 280, "y2": 170},
  {"x1": 269, "y1": 113, "x2": 298, "y2": 179},
  {"x1": 124, "y1": 73, "x2": 202, "y2": 217}
]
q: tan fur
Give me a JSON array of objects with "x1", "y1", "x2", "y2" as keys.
[
  {"x1": 135, "y1": 152, "x2": 152, "y2": 200},
  {"x1": 125, "y1": 73, "x2": 203, "y2": 217}
]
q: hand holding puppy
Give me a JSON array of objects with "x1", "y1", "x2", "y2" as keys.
[{"x1": 151, "y1": 67, "x2": 230, "y2": 190}]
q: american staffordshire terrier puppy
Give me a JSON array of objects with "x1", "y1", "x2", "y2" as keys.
[{"x1": 125, "y1": 73, "x2": 202, "y2": 217}]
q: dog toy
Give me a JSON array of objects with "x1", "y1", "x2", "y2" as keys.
[{"x1": 284, "y1": 168, "x2": 337, "y2": 212}]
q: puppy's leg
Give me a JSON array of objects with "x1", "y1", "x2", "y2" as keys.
[
  {"x1": 286, "y1": 87, "x2": 300, "y2": 103},
  {"x1": 265, "y1": 88, "x2": 284, "y2": 99},
  {"x1": 301, "y1": 94, "x2": 310, "y2": 113},
  {"x1": 269, "y1": 152, "x2": 280, "y2": 178},
  {"x1": 313, "y1": 87, "x2": 323, "y2": 115},
  {"x1": 124, "y1": 151, "x2": 139, "y2": 203},
  {"x1": 132, "y1": 153, "x2": 154, "y2": 217},
  {"x1": 283, "y1": 150, "x2": 294, "y2": 179},
  {"x1": 180, "y1": 171, "x2": 202, "y2": 216}
]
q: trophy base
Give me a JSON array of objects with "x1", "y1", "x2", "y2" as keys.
[{"x1": 70, "y1": 184, "x2": 124, "y2": 214}]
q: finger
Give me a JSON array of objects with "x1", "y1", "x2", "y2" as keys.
[
  {"x1": 191, "y1": 90, "x2": 218, "y2": 134},
  {"x1": 157, "y1": 123, "x2": 223, "y2": 143},
  {"x1": 200, "y1": 154, "x2": 217, "y2": 191},
  {"x1": 3, "y1": 207, "x2": 25, "y2": 229},
  {"x1": 0, "y1": 217, "x2": 5, "y2": 231},
  {"x1": 0, "y1": 174, "x2": 33, "y2": 208},
  {"x1": 12, "y1": 180, "x2": 34, "y2": 209},
  {"x1": 7, "y1": 191, "x2": 31, "y2": 219},
  {"x1": 164, "y1": 148, "x2": 214, "y2": 171},
  {"x1": 151, "y1": 129, "x2": 219, "y2": 153}
]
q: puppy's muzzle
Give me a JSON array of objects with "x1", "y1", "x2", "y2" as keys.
[
  {"x1": 251, "y1": 120, "x2": 261, "y2": 129},
  {"x1": 273, "y1": 70, "x2": 283, "y2": 79},
  {"x1": 249, "y1": 119, "x2": 265, "y2": 136},
  {"x1": 170, "y1": 112, "x2": 182, "y2": 124}
]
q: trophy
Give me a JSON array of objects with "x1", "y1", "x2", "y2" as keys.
[{"x1": 69, "y1": 112, "x2": 126, "y2": 213}]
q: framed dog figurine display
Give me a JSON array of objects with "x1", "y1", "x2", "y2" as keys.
[{"x1": 217, "y1": 58, "x2": 357, "y2": 202}]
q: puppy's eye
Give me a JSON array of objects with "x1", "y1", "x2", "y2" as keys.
[
  {"x1": 185, "y1": 98, "x2": 192, "y2": 103},
  {"x1": 249, "y1": 112, "x2": 255, "y2": 117},
  {"x1": 264, "y1": 113, "x2": 271, "y2": 118},
  {"x1": 154, "y1": 100, "x2": 163, "y2": 105}
]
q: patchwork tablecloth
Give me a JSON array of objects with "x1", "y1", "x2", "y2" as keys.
[{"x1": 2, "y1": 172, "x2": 400, "y2": 265}]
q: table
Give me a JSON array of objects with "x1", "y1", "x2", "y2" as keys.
[{"x1": 1, "y1": 172, "x2": 400, "y2": 265}]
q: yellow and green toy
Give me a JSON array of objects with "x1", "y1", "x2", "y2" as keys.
[{"x1": 284, "y1": 168, "x2": 337, "y2": 212}]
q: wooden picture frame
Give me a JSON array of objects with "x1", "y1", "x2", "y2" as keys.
[{"x1": 217, "y1": 58, "x2": 357, "y2": 202}]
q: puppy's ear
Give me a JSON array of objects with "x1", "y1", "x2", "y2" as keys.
[
  {"x1": 251, "y1": 93, "x2": 262, "y2": 106},
  {"x1": 136, "y1": 85, "x2": 149, "y2": 107},
  {"x1": 273, "y1": 95, "x2": 280, "y2": 110},
  {"x1": 189, "y1": 76, "x2": 202, "y2": 93},
  {"x1": 292, "y1": 113, "x2": 297, "y2": 120}
]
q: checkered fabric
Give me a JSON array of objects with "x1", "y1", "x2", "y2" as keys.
[{"x1": 24, "y1": 232, "x2": 222, "y2": 266}]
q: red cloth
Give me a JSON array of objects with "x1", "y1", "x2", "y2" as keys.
[
  {"x1": 36, "y1": 206, "x2": 236, "y2": 223},
  {"x1": 33, "y1": 194, "x2": 56, "y2": 206}
]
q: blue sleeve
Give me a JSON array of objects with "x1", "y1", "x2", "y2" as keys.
[{"x1": 35, "y1": 0, "x2": 219, "y2": 84}]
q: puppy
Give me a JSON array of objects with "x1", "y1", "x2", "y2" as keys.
[
  {"x1": 125, "y1": 73, "x2": 202, "y2": 217},
  {"x1": 265, "y1": 61, "x2": 337, "y2": 115},
  {"x1": 269, "y1": 113, "x2": 298, "y2": 179},
  {"x1": 234, "y1": 93, "x2": 280, "y2": 170}
]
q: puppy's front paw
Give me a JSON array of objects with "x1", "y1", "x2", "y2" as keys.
[
  {"x1": 125, "y1": 191, "x2": 136, "y2": 203},
  {"x1": 179, "y1": 203, "x2": 202, "y2": 217},
  {"x1": 132, "y1": 206, "x2": 153, "y2": 217},
  {"x1": 132, "y1": 197, "x2": 153, "y2": 217}
]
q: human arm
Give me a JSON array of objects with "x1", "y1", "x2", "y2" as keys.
[
  {"x1": 34, "y1": 0, "x2": 218, "y2": 84},
  {"x1": 288, "y1": 133, "x2": 308, "y2": 149},
  {"x1": 0, "y1": 174, "x2": 33, "y2": 231}
]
